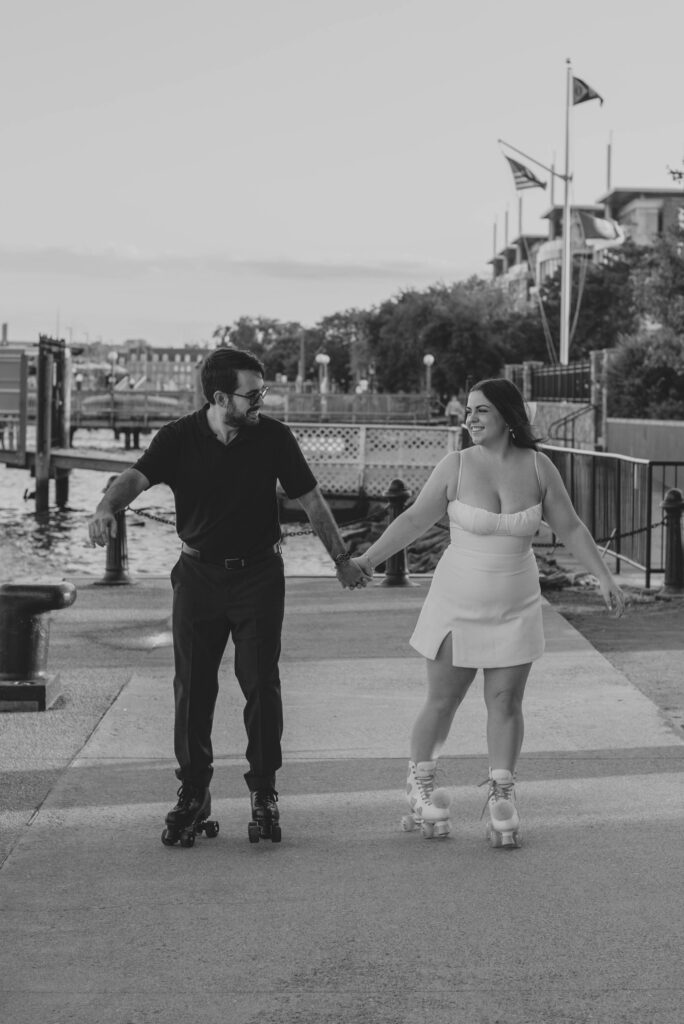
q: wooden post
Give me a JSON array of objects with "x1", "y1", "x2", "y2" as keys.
[
  {"x1": 55, "y1": 340, "x2": 72, "y2": 507},
  {"x1": 34, "y1": 339, "x2": 53, "y2": 513}
]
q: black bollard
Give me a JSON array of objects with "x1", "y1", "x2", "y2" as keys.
[
  {"x1": 0, "y1": 581, "x2": 77, "y2": 710},
  {"x1": 97, "y1": 508, "x2": 131, "y2": 585},
  {"x1": 661, "y1": 488, "x2": 684, "y2": 595},
  {"x1": 381, "y1": 479, "x2": 417, "y2": 587},
  {"x1": 95, "y1": 476, "x2": 132, "y2": 586}
]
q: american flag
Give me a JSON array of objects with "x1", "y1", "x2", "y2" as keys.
[{"x1": 504, "y1": 156, "x2": 547, "y2": 192}]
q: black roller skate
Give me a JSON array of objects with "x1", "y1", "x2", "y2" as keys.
[
  {"x1": 248, "y1": 788, "x2": 281, "y2": 844},
  {"x1": 161, "y1": 783, "x2": 219, "y2": 848}
]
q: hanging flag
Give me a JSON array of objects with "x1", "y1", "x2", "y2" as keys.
[
  {"x1": 504, "y1": 155, "x2": 547, "y2": 191},
  {"x1": 573, "y1": 76, "x2": 604, "y2": 106},
  {"x1": 577, "y1": 210, "x2": 624, "y2": 242}
]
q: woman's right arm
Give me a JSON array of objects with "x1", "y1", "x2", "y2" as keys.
[
  {"x1": 88, "y1": 468, "x2": 150, "y2": 546},
  {"x1": 355, "y1": 453, "x2": 457, "y2": 573}
]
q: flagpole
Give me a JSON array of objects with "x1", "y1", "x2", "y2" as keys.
[{"x1": 559, "y1": 59, "x2": 573, "y2": 365}]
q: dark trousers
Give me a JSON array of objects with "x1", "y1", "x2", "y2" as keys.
[{"x1": 170, "y1": 551, "x2": 285, "y2": 792}]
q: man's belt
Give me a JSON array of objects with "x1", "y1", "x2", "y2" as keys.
[{"x1": 181, "y1": 542, "x2": 281, "y2": 570}]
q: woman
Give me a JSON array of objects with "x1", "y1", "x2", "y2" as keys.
[{"x1": 353, "y1": 378, "x2": 624, "y2": 848}]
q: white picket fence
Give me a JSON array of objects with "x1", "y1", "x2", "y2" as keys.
[{"x1": 288, "y1": 423, "x2": 461, "y2": 498}]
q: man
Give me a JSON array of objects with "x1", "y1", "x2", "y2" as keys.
[
  {"x1": 88, "y1": 348, "x2": 367, "y2": 845},
  {"x1": 444, "y1": 394, "x2": 464, "y2": 427}
]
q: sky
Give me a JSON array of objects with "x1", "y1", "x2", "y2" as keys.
[{"x1": 2, "y1": 0, "x2": 683, "y2": 348}]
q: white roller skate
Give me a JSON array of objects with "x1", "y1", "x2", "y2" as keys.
[
  {"x1": 482, "y1": 769, "x2": 521, "y2": 849},
  {"x1": 401, "y1": 759, "x2": 452, "y2": 838}
]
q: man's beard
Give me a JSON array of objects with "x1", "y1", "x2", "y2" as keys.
[{"x1": 224, "y1": 404, "x2": 259, "y2": 429}]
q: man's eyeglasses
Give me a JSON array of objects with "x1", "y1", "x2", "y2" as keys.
[{"x1": 226, "y1": 386, "x2": 269, "y2": 405}]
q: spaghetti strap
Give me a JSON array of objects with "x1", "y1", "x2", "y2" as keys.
[
  {"x1": 456, "y1": 452, "x2": 463, "y2": 499},
  {"x1": 533, "y1": 451, "x2": 543, "y2": 501}
]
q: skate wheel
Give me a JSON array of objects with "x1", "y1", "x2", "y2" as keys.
[
  {"x1": 180, "y1": 830, "x2": 195, "y2": 848},
  {"x1": 400, "y1": 814, "x2": 417, "y2": 832},
  {"x1": 204, "y1": 820, "x2": 219, "y2": 839},
  {"x1": 271, "y1": 825, "x2": 282, "y2": 843},
  {"x1": 161, "y1": 828, "x2": 178, "y2": 847},
  {"x1": 433, "y1": 820, "x2": 451, "y2": 838},
  {"x1": 248, "y1": 822, "x2": 260, "y2": 844},
  {"x1": 420, "y1": 821, "x2": 435, "y2": 839},
  {"x1": 486, "y1": 825, "x2": 502, "y2": 848}
]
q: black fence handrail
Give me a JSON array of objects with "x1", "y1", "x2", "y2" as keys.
[{"x1": 540, "y1": 443, "x2": 684, "y2": 587}]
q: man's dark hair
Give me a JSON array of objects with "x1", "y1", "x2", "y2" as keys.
[
  {"x1": 200, "y1": 348, "x2": 265, "y2": 404},
  {"x1": 470, "y1": 377, "x2": 543, "y2": 449}
]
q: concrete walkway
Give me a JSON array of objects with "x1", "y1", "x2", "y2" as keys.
[{"x1": 1, "y1": 576, "x2": 683, "y2": 1024}]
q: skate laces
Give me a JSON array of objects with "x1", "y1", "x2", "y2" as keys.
[
  {"x1": 413, "y1": 764, "x2": 453, "y2": 804},
  {"x1": 175, "y1": 783, "x2": 201, "y2": 810},
  {"x1": 478, "y1": 776, "x2": 517, "y2": 819}
]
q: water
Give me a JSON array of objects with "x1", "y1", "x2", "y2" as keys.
[{"x1": 0, "y1": 431, "x2": 337, "y2": 581}]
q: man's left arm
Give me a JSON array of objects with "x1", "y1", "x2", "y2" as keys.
[{"x1": 296, "y1": 486, "x2": 369, "y2": 590}]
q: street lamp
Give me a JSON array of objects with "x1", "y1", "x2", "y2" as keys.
[
  {"x1": 423, "y1": 353, "x2": 435, "y2": 394},
  {"x1": 314, "y1": 352, "x2": 331, "y2": 421},
  {"x1": 107, "y1": 350, "x2": 118, "y2": 392},
  {"x1": 423, "y1": 353, "x2": 435, "y2": 422},
  {"x1": 315, "y1": 352, "x2": 330, "y2": 392}
]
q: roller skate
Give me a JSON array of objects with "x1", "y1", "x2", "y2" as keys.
[
  {"x1": 400, "y1": 759, "x2": 451, "y2": 838},
  {"x1": 161, "y1": 783, "x2": 219, "y2": 848},
  {"x1": 248, "y1": 788, "x2": 281, "y2": 844},
  {"x1": 482, "y1": 769, "x2": 521, "y2": 849}
]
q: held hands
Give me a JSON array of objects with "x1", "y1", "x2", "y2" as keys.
[{"x1": 335, "y1": 554, "x2": 374, "y2": 590}]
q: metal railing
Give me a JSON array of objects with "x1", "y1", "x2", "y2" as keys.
[
  {"x1": 532, "y1": 361, "x2": 591, "y2": 402},
  {"x1": 542, "y1": 444, "x2": 684, "y2": 587},
  {"x1": 507, "y1": 360, "x2": 592, "y2": 403}
]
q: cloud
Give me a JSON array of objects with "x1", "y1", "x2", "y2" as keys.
[{"x1": 0, "y1": 245, "x2": 452, "y2": 284}]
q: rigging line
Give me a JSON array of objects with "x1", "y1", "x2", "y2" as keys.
[
  {"x1": 569, "y1": 255, "x2": 588, "y2": 345},
  {"x1": 519, "y1": 232, "x2": 558, "y2": 364},
  {"x1": 569, "y1": 211, "x2": 590, "y2": 344}
]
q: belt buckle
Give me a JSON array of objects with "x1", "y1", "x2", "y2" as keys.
[{"x1": 223, "y1": 556, "x2": 245, "y2": 570}]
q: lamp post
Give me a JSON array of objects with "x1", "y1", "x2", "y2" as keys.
[
  {"x1": 107, "y1": 350, "x2": 118, "y2": 392},
  {"x1": 315, "y1": 352, "x2": 331, "y2": 421},
  {"x1": 423, "y1": 353, "x2": 435, "y2": 421}
]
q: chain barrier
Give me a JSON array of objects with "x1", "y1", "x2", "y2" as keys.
[
  {"x1": 126, "y1": 503, "x2": 666, "y2": 548},
  {"x1": 125, "y1": 504, "x2": 391, "y2": 537},
  {"x1": 126, "y1": 505, "x2": 176, "y2": 527},
  {"x1": 534, "y1": 518, "x2": 666, "y2": 550}
]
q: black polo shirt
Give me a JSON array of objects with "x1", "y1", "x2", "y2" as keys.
[{"x1": 132, "y1": 407, "x2": 317, "y2": 557}]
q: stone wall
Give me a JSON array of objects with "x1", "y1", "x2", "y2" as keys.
[{"x1": 529, "y1": 401, "x2": 597, "y2": 449}]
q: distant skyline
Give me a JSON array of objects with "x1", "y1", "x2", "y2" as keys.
[{"x1": 2, "y1": 0, "x2": 682, "y2": 347}]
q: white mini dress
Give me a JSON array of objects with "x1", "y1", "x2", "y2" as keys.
[{"x1": 409, "y1": 452, "x2": 545, "y2": 668}]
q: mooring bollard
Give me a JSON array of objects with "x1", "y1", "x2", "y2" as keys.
[
  {"x1": 382, "y1": 478, "x2": 416, "y2": 587},
  {"x1": 0, "y1": 581, "x2": 77, "y2": 710},
  {"x1": 661, "y1": 487, "x2": 684, "y2": 595},
  {"x1": 96, "y1": 475, "x2": 131, "y2": 586}
]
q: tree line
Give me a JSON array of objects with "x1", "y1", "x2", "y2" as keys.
[{"x1": 214, "y1": 224, "x2": 684, "y2": 418}]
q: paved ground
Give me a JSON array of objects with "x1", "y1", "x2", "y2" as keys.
[{"x1": 1, "y1": 566, "x2": 683, "y2": 1024}]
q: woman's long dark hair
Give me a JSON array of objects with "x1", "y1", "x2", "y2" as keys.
[{"x1": 469, "y1": 378, "x2": 543, "y2": 450}]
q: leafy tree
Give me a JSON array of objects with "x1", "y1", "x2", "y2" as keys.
[
  {"x1": 307, "y1": 309, "x2": 373, "y2": 391},
  {"x1": 633, "y1": 225, "x2": 684, "y2": 334},
  {"x1": 365, "y1": 280, "x2": 517, "y2": 395},
  {"x1": 607, "y1": 328, "x2": 684, "y2": 418}
]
